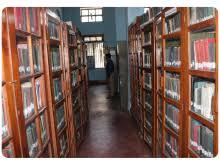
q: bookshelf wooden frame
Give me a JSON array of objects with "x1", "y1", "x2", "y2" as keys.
[
  {"x1": 2, "y1": 7, "x2": 53, "y2": 157},
  {"x1": 42, "y1": 8, "x2": 71, "y2": 157}
]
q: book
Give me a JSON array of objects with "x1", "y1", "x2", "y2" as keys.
[
  {"x1": 14, "y1": 8, "x2": 27, "y2": 31},
  {"x1": 190, "y1": 118, "x2": 213, "y2": 157},
  {"x1": 190, "y1": 8, "x2": 215, "y2": 25},
  {"x1": 26, "y1": 122, "x2": 39, "y2": 157},
  {"x1": 190, "y1": 31, "x2": 216, "y2": 71},
  {"x1": 40, "y1": 114, "x2": 47, "y2": 144},
  {"x1": 143, "y1": 49, "x2": 151, "y2": 68},
  {"x1": 21, "y1": 82, "x2": 35, "y2": 119},
  {"x1": 165, "y1": 72, "x2": 180, "y2": 101},
  {"x1": 2, "y1": 92, "x2": 8, "y2": 138},
  {"x1": 165, "y1": 39, "x2": 181, "y2": 67},
  {"x1": 2, "y1": 143, "x2": 14, "y2": 158},
  {"x1": 17, "y1": 44, "x2": 30, "y2": 76},
  {"x1": 146, "y1": 113, "x2": 152, "y2": 130},
  {"x1": 32, "y1": 40, "x2": 41, "y2": 73},
  {"x1": 29, "y1": 8, "x2": 39, "y2": 34},
  {"x1": 56, "y1": 105, "x2": 65, "y2": 131},
  {"x1": 165, "y1": 132, "x2": 178, "y2": 157},
  {"x1": 165, "y1": 12, "x2": 181, "y2": 34},
  {"x1": 144, "y1": 72, "x2": 152, "y2": 89},
  {"x1": 51, "y1": 47, "x2": 61, "y2": 71},
  {"x1": 35, "y1": 78, "x2": 43, "y2": 109},
  {"x1": 191, "y1": 77, "x2": 215, "y2": 121},
  {"x1": 53, "y1": 78, "x2": 63, "y2": 102},
  {"x1": 59, "y1": 132, "x2": 68, "y2": 156},
  {"x1": 48, "y1": 21, "x2": 59, "y2": 40},
  {"x1": 165, "y1": 103, "x2": 179, "y2": 132}
]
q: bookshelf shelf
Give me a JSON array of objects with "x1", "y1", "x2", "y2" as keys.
[
  {"x1": 162, "y1": 31, "x2": 181, "y2": 39},
  {"x1": 189, "y1": 69, "x2": 216, "y2": 79},
  {"x1": 188, "y1": 17, "x2": 215, "y2": 31}
]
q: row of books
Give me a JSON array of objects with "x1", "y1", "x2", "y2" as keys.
[
  {"x1": 156, "y1": 21, "x2": 162, "y2": 39},
  {"x1": 2, "y1": 143, "x2": 14, "y2": 158},
  {"x1": 165, "y1": 73, "x2": 180, "y2": 101},
  {"x1": 190, "y1": 7, "x2": 215, "y2": 25},
  {"x1": 48, "y1": 21, "x2": 59, "y2": 40},
  {"x1": 165, "y1": 40, "x2": 181, "y2": 67},
  {"x1": 26, "y1": 122, "x2": 39, "y2": 157},
  {"x1": 21, "y1": 82, "x2": 35, "y2": 119},
  {"x1": 35, "y1": 79, "x2": 43, "y2": 109},
  {"x1": 145, "y1": 133, "x2": 152, "y2": 146},
  {"x1": 190, "y1": 118, "x2": 213, "y2": 157},
  {"x1": 40, "y1": 114, "x2": 47, "y2": 144},
  {"x1": 156, "y1": 41, "x2": 162, "y2": 66},
  {"x1": 165, "y1": 103, "x2": 179, "y2": 133},
  {"x1": 53, "y1": 78, "x2": 63, "y2": 102},
  {"x1": 32, "y1": 40, "x2": 41, "y2": 73},
  {"x1": 191, "y1": 77, "x2": 215, "y2": 121},
  {"x1": 56, "y1": 105, "x2": 65, "y2": 131},
  {"x1": 140, "y1": 9, "x2": 151, "y2": 25},
  {"x1": 165, "y1": 13, "x2": 181, "y2": 34},
  {"x1": 68, "y1": 33, "x2": 76, "y2": 45},
  {"x1": 145, "y1": 114, "x2": 152, "y2": 130},
  {"x1": 14, "y1": 8, "x2": 27, "y2": 31},
  {"x1": 190, "y1": 31, "x2": 216, "y2": 71},
  {"x1": 59, "y1": 132, "x2": 68, "y2": 156},
  {"x1": 144, "y1": 72, "x2": 152, "y2": 89},
  {"x1": 29, "y1": 8, "x2": 39, "y2": 34},
  {"x1": 145, "y1": 93, "x2": 152, "y2": 110},
  {"x1": 165, "y1": 133, "x2": 178, "y2": 157},
  {"x1": 51, "y1": 47, "x2": 61, "y2": 71},
  {"x1": 69, "y1": 49, "x2": 77, "y2": 65},
  {"x1": 144, "y1": 50, "x2": 151, "y2": 68},
  {"x1": 17, "y1": 44, "x2": 31, "y2": 76},
  {"x1": 71, "y1": 70, "x2": 78, "y2": 87},
  {"x1": 143, "y1": 31, "x2": 151, "y2": 45}
]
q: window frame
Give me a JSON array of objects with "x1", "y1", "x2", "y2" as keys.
[{"x1": 80, "y1": 8, "x2": 103, "y2": 23}]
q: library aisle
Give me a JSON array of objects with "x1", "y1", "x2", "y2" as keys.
[{"x1": 77, "y1": 85, "x2": 151, "y2": 157}]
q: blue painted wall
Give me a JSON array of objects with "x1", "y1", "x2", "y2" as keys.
[{"x1": 62, "y1": 7, "x2": 117, "y2": 81}]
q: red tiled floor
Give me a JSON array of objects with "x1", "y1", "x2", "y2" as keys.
[{"x1": 77, "y1": 85, "x2": 152, "y2": 157}]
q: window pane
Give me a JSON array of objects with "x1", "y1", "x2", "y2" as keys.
[
  {"x1": 89, "y1": 15, "x2": 96, "y2": 22},
  {"x1": 90, "y1": 37, "x2": 96, "y2": 41},
  {"x1": 86, "y1": 43, "x2": 94, "y2": 56},
  {"x1": 84, "y1": 37, "x2": 90, "y2": 42},
  {"x1": 94, "y1": 42, "x2": 104, "y2": 68},
  {"x1": 89, "y1": 9, "x2": 95, "y2": 16},
  {"x1": 96, "y1": 36, "x2": 102, "y2": 41},
  {"x1": 96, "y1": 9, "x2": 102, "y2": 15},
  {"x1": 81, "y1": 16, "x2": 88, "y2": 22},
  {"x1": 96, "y1": 16, "x2": 103, "y2": 22},
  {"x1": 81, "y1": 9, "x2": 88, "y2": 16}
]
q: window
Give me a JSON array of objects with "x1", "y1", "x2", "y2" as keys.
[
  {"x1": 80, "y1": 8, "x2": 103, "y2": 23},
  {"x1": 84, "y1": 35, "x2": 104, "y2": 68}
]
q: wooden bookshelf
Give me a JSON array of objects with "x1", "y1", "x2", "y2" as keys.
[
  {"x1": 2, "y1": 7, "x2": 53, "y2": 157},
  {"x1": 129, "y1": 7, "x2": 218, "y2": 158},
  {"x1": 140, "y1": 8, "x2": 156, "y2": 155}
]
